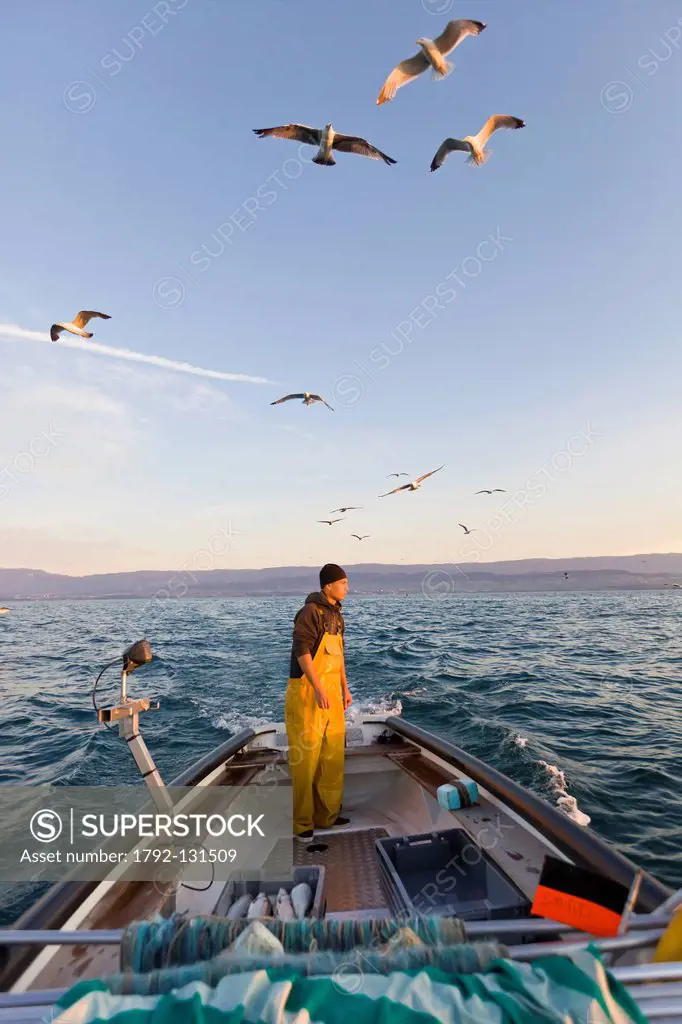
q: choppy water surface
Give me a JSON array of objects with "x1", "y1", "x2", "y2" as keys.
[{"x1": 0, "y1": 592, "x2": 680, "y2": 923}]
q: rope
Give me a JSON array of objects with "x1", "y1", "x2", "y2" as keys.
[
  {"x1": 121, "y1": 914, "x2": 470, "y2": 972},
  {"x1": 113, "y1": 940, "x2": 507, "y2": 995}
]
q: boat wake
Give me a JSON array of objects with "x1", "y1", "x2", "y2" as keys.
[
  {"x1": 537, "y1": 760, "x2": 591, "y2": 827},
  {"x1": 213, "y1": 710, "x2": 271, "y2": 733},
  {"x1": 347, "y1": 697, "x2": 403, "y2": 724}
]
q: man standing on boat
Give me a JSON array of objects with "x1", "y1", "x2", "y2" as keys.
[{"x1": 285, "y1": 564, "x2": 352, "y2": 846}]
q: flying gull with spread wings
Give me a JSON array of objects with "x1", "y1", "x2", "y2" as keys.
[
  {"x1": 318, "y1": 518, "x2": 345, "y2": 526},
  {"x1": 331, "y1": 506, "x2": 364, "y2": 514},
  {"x1": 379, "y1": 466, "x2": 444, "y2": 497},
  {"x1": 377, "y1": 20, "x2": 486, "y2": 106},
  {"x1": 387, "y1": 472, "x2": 410, "y2": 478},
  {"x1": 271, "y1": 392, "x2": 334, "y2": 411},
  {"x1": 352, "y1": 534, "x2": 370, "y2": 541},
  {"x1": 475, "y1": 488, "x2": 506, "y2": 495},
  {"x1": 254, "y1": 124, "x2": 396, "y2": 166},
  {"x1": 458, "y1": 523, "x2": 477, "y2": 535},
  {"x1": 431, "y1": 115, "x2": 526, "y2": 170},
  {"x1": 50, "y1": 310, "x2": 111, "y2": 342}
]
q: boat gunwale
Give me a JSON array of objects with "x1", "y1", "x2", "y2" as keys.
[
  {"x1": 0, "y1": 716, "x2": 673, "y2": 992},
  {"x1": 386, "y1": 716, "x2": 671, "y2": 912}
]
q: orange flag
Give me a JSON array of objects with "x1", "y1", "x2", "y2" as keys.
[{"x1": 531, "y1": 856, "x2": 631, "y2": 938}]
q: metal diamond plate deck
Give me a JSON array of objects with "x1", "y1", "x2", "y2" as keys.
[{"x1": 294, "y1": 828, "x2": 389, "y2": 912}]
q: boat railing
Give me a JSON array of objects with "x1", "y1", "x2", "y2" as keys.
[{"x1": 1, "y1": 905, "x2": 681, "y2": 1020}]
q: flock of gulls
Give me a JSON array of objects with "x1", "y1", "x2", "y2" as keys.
[
  {"x1": 254, "y1": 18, "x2": 526, "y2": 171},
  {"x1": 314, "y1": 467, "x2": 507, "y2": 543},
  {"x1": 46, "y1": 16, "x2": 527, "y2": 552},
  {"x1": 257, "y1": 16, "x2": 525, "y2": 542}
]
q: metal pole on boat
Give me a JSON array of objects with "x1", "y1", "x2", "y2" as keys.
[
  {"x1": 619, "y1": 869, "x2": 645, "y2": 936},
  {"x1": 96, "y1": 640, "x2": 174, "y2": 814}
]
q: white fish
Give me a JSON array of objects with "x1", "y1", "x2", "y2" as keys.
[
  {"x1": 291, "y1": 882, "x2": 313, "y2": 920},
  {"x1": 230, "y1": 921, "x2": 284, "y2": 957},
  {"x1": 247, "y1": 891, "x2": 273, "y2": 919},
  {"x1": 275, "y1": 887, "x2": 296, "y2": 921},
  {"x1": 226, "y1": 894, "x2": 252, "y2": 920}
]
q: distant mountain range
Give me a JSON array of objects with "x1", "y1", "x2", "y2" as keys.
[{"x1": 1, "y1": 554, "x2": 682, "y2": 599}]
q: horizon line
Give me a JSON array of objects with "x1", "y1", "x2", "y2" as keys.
[{"x1": 1, "y1": 551, "x2": 681, "y2": 579}]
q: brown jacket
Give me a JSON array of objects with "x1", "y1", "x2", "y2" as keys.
[{"x1": 288, "y1": 591, "x2": 345, "y2": 678}]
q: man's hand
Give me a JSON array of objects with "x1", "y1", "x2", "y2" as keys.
[
  {"x1": 313, "y1": 683, "x2": 330, "y2": 709},
  {"x1": 343, "y1": 686, "x2": 353, "y2": 710}
]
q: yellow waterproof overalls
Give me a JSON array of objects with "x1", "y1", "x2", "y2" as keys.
[{"x1": 285, "y1": 631, "x2": 345, "y2": 835}]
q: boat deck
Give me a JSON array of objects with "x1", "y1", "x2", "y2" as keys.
[
  {"x1": 295, "y1": 828, "x2": 390, "y2": 913},
  {"x1": 1, "y1": 718, "x2": 681, "y2": 1021}
]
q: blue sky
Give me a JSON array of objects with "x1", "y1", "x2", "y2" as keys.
[{"x1": 1, "y1": 0, "x2": 681, "y2": 574}]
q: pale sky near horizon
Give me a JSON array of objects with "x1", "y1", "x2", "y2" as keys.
[{"x1": 1, "y1": 1, "x2": 681, "y2": 576}]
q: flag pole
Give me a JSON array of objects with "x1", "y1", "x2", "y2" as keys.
[{"x1": 618, "y1": 870, "x2": 644, "y2": 936}]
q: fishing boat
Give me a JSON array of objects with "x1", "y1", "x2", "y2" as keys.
[{"x1": 1, "y1": 642, "x2": 680, "y2": 1021}]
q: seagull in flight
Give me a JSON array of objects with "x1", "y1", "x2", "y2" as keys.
[
  {"x1": 475, "y1": 488, "x2": 506, "y2": 495},
  {"x1": 271, "y1": 392, "x2": 334, "y2": 411},
  {"x1": 254, "y1": 124, "x2": 396, "y2": 166},
  {"x1": 458, "y1": 523, "x2": 476, "y2": 535},
  {"x1": 330, "y1": 506, "x2": 363, "y2": 514},
  {"x1": 50, "y1": 310, "x2": 111, "y2": 342},
  {"x1": 387, "y1": 473, "x2": 410, "y2": 478},
  {"x1": 379, "y1": 466, "x2": 444, "y2": 497},
  {"x1": 318, "y1": 518, "x2": 345, "y2": 526},
  {"x1": 352, "y1": 534, "x2": 370, "y2": 541},
  {"x1": 431, "y1": 115, "x2": 526, "y2": 170},
  {"x1": 377, "y1": 20, "x2": 486, "y2": 105}
]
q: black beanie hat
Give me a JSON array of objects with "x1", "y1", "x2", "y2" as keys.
[{"x1": 320, "y1": 563, "x2": 347, "y2": 588}]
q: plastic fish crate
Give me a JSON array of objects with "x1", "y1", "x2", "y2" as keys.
[
  {"x1": 215, "y1": 865, "x2": 325, "y2": 919},
  {"x1": 376, "y1": 830, "x2": 531, "y2": 921}
]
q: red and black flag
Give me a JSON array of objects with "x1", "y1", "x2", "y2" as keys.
[{"x1": 531, "y1": 856, "x2": 632, "y2": 937}]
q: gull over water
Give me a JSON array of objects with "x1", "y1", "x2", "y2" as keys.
[
  {"x1": 431, "y1": 115, "x2": 526, "y2": 170},
  {"x1": 254, "y1": 124, "x2": 396, "y2": 166},
  {"x1": 379, "y1": 466, "x2": 444, "y2": 497},
  {"x1": 50, "y1": 310, "x2": 111, "y2": 342},
  {"x1": 271, "y1": 392, "x2": 334, "y2": 411},
  {"x1": 377, "y1": 20, "x2": 486, "y2": 105}
]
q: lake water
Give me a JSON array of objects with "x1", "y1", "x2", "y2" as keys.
[{"x1": 0, "y1": 591, "x2": 680, "y2": 923}]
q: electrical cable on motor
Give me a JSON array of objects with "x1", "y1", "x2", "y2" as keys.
[
  {"x1": 92, "y1": 659, "x2": 120, "y2": 732},
  {"x1": 178, "y1": 840, "x2": 217, "y2": 891},
  {"x1": 180, "y1": 859, "x2": 216, "y2": 892}
]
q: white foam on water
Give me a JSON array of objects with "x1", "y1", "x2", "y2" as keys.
[
  {"x1": 514, "y1": 734, "x2": 529, "y2": 748},
  {"x1": 536, "y1": 759, "x2": 591, "y2": 826},
  {"x1": 215, "y1": 696, "x2": 404, "y2": 733},
  {"x1": 346, "y1": 697, "x2": 403, "y2": 724},
  {"x1": 213, "y1": 711, "x2": 271, "y2": 732}
]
